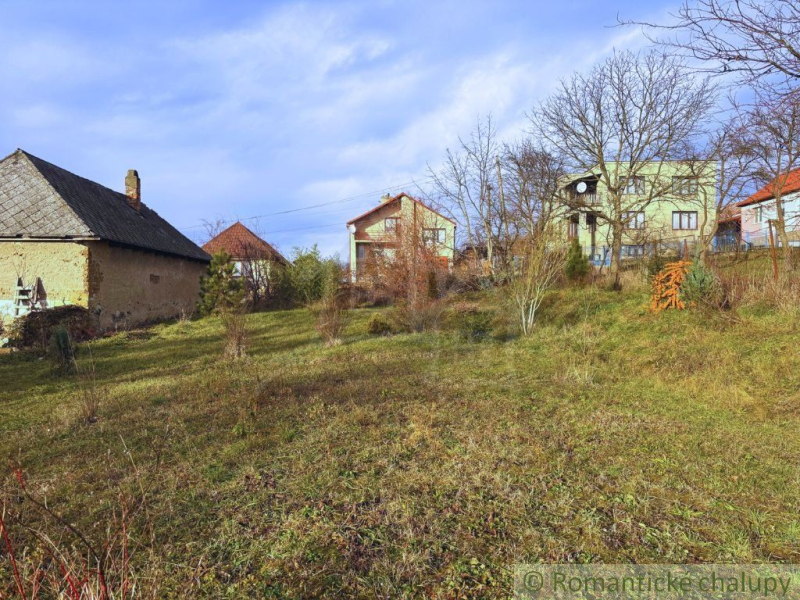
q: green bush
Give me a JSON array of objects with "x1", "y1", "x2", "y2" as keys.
[
  {"x1": 198, "y1": 251, "x2": 244, "y2": 316},
  {"x1": 647, "y1": 251, "x2": 667, "y2": 280},
  {"x1": 286, "y1": 246, "x2": 341, "y2": 306},
  {"x1": 680, "y1": 260, "x2": 720, "y2": 305},
  {"x1": 450, "y1": 303, "x2": 493, "y2": 342},
  {"x1": 48, "y1": 326, "x2": 77, "y2": 376},
  {"x1": 366, "y1": 313, "x2": 394, "y2": 336},
  {"x1": 564, "y1": 239, "x2": 590, "y2": 281}
]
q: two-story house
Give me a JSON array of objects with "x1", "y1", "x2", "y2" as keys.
[
  {"x1": 346, "y1": 192, "x2": 455, "y2": 283},
  {"x1": 738, "y1": 167, "x2": 800, "y2": 249},
  {"x1": 562, "y1": 161, "x2": 718, "y2": 264}
]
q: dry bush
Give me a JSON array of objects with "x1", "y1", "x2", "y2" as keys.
[
  {"x1": 741, "y1": 275, "x2": 800, "y2": 314},
  {"x1": 313, "y1": 289, "x2": 350, "y2": 346},
  {"x1": 221, "y1": 310, "x2": 248, "y2": 359},
  {"x1": 1, "y1": 458, "x2": 154, "y2": 599},
  {"x1": 391, "y1": 297, "x2": 446, "y2": 333},
  {"x1": 366, "y1": 313, "x2": 394, "y2": 336},
  {"x1": 77, "y1": 349, "x2": 105, "y2": 424},
  {"x1": 365, "y1": 216, "x2": 453, "y2": 333}
]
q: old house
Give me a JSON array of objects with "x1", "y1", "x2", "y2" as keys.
[
  {"x1": 0, "y1": 149, "x2": 210, "y2": 329},
  {"x1": 346, "y1": 192, "x2": 456, "y2": 283},
  {"x1": 738, "y1": 167, "x2": 800, "y2": 249},
  {"x1": 202, "y1": 221, "x2": 289, "y2": 302}
]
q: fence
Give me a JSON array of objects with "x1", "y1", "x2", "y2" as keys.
[{"x1": 579, "y1": 229, "x2": 798, "y2": 267}]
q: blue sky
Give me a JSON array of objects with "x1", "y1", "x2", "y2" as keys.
[{"x1": 0, "y1": 0, "x2": 675, "y2": 258}]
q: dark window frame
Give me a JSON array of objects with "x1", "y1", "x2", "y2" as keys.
[
  {"x1": 623, "y1": 211, "x2": 646, "y2": 230},
  {"x1": 672, "y1": 211, "x2": 698, "y2": 230},
  {"x1": 621, "y1": 176, "x2": 646, "y2": 195},
  {"x1": 672, "y1": 176, "x2": 699, "y2": 196},
  {"x1": 422, "y1": 227, "x2": 446, "y2": 245}
]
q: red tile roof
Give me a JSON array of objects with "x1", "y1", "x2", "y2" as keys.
[
  {"x1": 738, "y1": 167, "x2": 800, "y2": 207},
  {"x1": 717, "y1": 204, "x2": 741, "y2": 224},
  {"x1": 202, "y1": 222, "x2": 289, "y2": 264},
  {"x1": 346, "y1": 192, "x2": 456, "y2": 226}
]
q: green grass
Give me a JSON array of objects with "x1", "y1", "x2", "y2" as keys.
[{"x1": 1, "y1": 285, "x2": 800, "y2": 597}]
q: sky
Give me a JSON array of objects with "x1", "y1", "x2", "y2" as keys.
[{"x1": 0, "y1": 0, "x2": 677, "y2": 258}]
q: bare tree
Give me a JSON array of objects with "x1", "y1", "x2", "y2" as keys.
[
  {"x1": 502, "y1": 140, "x2": 568, "y2": 239},
  {"x1": 674, "y1": 119, "x2": 756, "y2": 263},
  {"x1": 428, "y1": 117, "x2": 504, "y2": 279},
  {"x1": 507, "y1": 225, "x2": 567, "y2": 335},
  {"x1": 740, "y1": 88, "x2": 800, "y2": 270},
  {"x1": 201, "y1": 218, "x2": 228, "y2": 245},
  {"x1": 623, "y1": 0, "x2": 800, "y2": 87},
  {"x1": 370, "y1": 209, "x2": 452, "y2": 331},
  {"x1": 530, "y1": 50, "x2": 716, "y2": 289}
]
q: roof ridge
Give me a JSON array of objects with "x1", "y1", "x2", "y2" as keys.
[{"x1": 20, "y1": 149, "x2": 133, "y2": 207}]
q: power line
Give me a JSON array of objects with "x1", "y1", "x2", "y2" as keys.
[{"x1": 178, "y1": 176, "x2": 433, "y2": 231}]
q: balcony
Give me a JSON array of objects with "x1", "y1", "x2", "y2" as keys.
[{"x1": 567, "y1": 191, "x2": 601, "y2": 207}]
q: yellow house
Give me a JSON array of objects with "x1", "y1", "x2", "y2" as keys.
[{"x1": 346, "y1": 192, "x2": 456, "y2": 283}]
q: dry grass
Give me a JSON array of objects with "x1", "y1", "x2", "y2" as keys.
[{"x1": 1, "y1": 274, "x2": 799, "y2": 597}]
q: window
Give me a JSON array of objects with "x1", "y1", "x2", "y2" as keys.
[
  {"x1": 672, "y1": 176, "x2": 699, "y2": 196},
  {"x1": 754, "y1": 206, "x2": 764, "y2": 224},
  {"x1": 568, "y1": 218, "x2": 579, "y2": 239},
  {"x1": 356, "y1": 245, "x2": 366, "y2": 260},
  {"x1": 621, "y1": 245, "x2": 645, "y2": 257},
  {"x1": 672, "y1": 211, "x2": 698, "y2": 230},
  {"x1": 622, "y1": 176, "x2": 645, "y2": 195},
  {"x1": 385, "y1": 217, "x2": 399, "y2": 233},
  {"x1": 623, "y1": 211, "x2": 645, "y2": 230},
  {"x1": 422, "y1": 228, "x2": 446, "y2": 245},
  {"x1": 233, "y1": 261, "x2": 243, "y2": 276}
]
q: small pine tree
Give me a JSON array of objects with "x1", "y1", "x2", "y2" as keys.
[
  {"x1": 198, "y1": 251, "x2": 245, "y2": 316},
  {"x1": 680, "y1": 259, "x2": 719, "y2": 306},
  {"x1": 564, "y1": 238, "x2": 590, "y2": 281}
]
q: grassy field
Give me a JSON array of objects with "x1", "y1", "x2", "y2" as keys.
[{"x1": 1, "y1": 280, "x2": 800, "y2": 598}]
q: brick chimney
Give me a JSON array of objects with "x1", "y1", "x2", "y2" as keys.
[
  {"x1": 380, "y1": 193, "x2": 393, "y2": 204},
  {"x1": 125, "y1": 169, "x2": 141, "y2": 212}
]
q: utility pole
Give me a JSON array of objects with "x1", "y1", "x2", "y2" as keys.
[{"x1": 495, "y1": 155, "x2": 511, "y2": 276}]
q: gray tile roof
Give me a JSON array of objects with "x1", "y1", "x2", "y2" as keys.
[{"x1": 0, "y1": 149, "x2": 210, "y2": 262}]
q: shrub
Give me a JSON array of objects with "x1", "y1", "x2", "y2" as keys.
[
  {"x1": 646, "y1": 251, "x2": 667, "y2": 279},
  {"x1": 313, "y1": 288, "x2": 349, "y2": 346},
  {"x1": 221, "y1": 310, "x2": 248, "y2": 359},
  {"x1": 77, "y1": 350, "x2": 104, "y2": 423},
  {"x1": 7, "y1": 305, "x2": 93, "y2": 350},
  {"x1": 47, "y1": 326, "x2": 77, "y2": 376},
  {"x1": 681, "y1": 260, "x2": 720, "y2": 306},
  {"x1": 564, "y1": 238, "x2": 591, "y2": 281},
  {"x1": 450, "y1": 303, "x2": 493, "y2": 342},
  {"x1": 198, "y1": 251, "x2": 244, "y2": 316},
  {"x1": 286, "y1": 246, "x2": 342, "y2": 306},
  {"x1": 390, "y1": 298, "x2": 445, "y2": 333},
  {"x1": 366, "y1": 313, "x2": 394, "y2": 336}
]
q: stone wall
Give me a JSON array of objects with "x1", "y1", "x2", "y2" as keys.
[
  {"x1": 0, "y1": 241, "x2": 90, "y2": 325},
  {"x1": 87, "y1": 242, "x2": 207, "y2": 328}
]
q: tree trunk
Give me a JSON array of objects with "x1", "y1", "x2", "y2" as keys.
[{"x1": 610, "y1": 222, "x2": 623, "y2": 291}]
